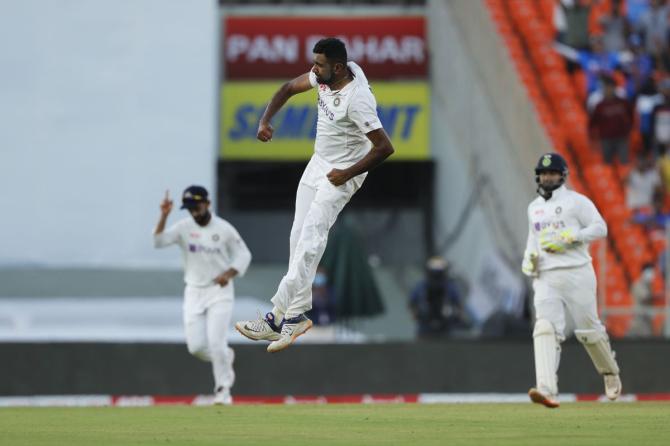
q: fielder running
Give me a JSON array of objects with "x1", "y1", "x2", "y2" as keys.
[
  {"x1": 154, "y1": 185, "x2": 251, "y2": 405},
  {"x1": 235, "y1": 37, "x2": 395, "y2": 352},
  {"x1": 522, "y1": 153, "x2": 622, "y2": 408}
]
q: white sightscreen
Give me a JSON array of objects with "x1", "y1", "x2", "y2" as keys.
[{"x1": 0, "y1": 0, "x2": 219, "y2": 268}]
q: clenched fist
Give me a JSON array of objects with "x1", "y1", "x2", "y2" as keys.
[{"x1": 257, "y1": 121, "x2": 274, "y2": 142}]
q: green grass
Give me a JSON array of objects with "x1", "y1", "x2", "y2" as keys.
[{"x1": 0, "y1": 403, "x2": 668, "y2": 446}]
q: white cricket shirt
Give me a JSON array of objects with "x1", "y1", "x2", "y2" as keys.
[
  {"x1": 154, "y1": 215, "x2": 251, "y2": 287},
  {"x1": 524, "y1": 185, "x2": 607, "y2": 271},
  {"x1": 308, "y1": 61, "x2": 383, "y2": 166}
]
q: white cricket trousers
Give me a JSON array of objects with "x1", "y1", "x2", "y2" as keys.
[
  {"x1": 183, "y1": 284, "x2": 235, "y2": 391},
  {"x1": 533, "y1": 263, "x2": 607, "y2": 341},
  {"x1": 271, "y1": 154, "x2": 362, "y2": 318}
]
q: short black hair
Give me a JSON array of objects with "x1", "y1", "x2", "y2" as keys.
[{"x1": 312, "y1": 37, "x2": 347, "y2": 65}]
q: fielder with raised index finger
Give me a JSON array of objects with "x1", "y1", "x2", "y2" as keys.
[
  {"x1": 523, "y1": 153, "x2": 622, "y2": 408},
  {"x1": 236, "y1": 37, "x2": 395, "y2": 353},
  {"x1": 154, "y1": 186, "x2": 251, "y2": 405}
]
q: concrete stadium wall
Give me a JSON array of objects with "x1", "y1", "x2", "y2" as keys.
[
  {"x1": 428, "y1": 0, "x2": 553, "y2": 279},
  {"x1": 2, "y1": 341, "x2": 668, "y2": 396}
]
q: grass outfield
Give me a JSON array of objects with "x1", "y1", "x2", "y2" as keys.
[{"x1": 1, "y1": 403, "x2": 668, "y2": 446}]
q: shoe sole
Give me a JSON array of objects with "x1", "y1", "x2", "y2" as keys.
[
  {"x1": 267, "y1": 320, "x2": 313, "y2": 353},
  {"x1": 528, "y1": 388, "x2": 560, "y2": 408},
  {"x1": 234, "y1": 323, "x2": 281, "y2": 342}
]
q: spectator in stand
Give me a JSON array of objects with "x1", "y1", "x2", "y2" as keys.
[
  {"x1": 632, "y1": 189, "x2": 670, "y2": 231},
  {"x1": 587, "y1": 74, "x2": 627, "y2": 113},
  {"x1": 555, "y1": 0, "x2": 596, "y2": 51},
  {"x1": 588, "y1": 75, "x2": 634, "y2": 164},
  {"x1": 634, "y1": 0, "x2": 670, "y2": 67},
  {"x1": 627, "y1": 263, "x2": 657, "y2": 338},
  {"x1": 626, "y1": 0, "x2": 653, "y2": 26},
  {"x1": 555, "y1": 35, "x2": 623, "y2": 95},
  {"x1": 657, "y1": 144, "x2": 670, "y2": 192},
  {"x1": 626, "y1": 154, "x2": 662, "y2": 212},
  {"x1": 650, "y1": 78, "x2": 670, "y2": 155},
  {"x1": 635, "y1": 77, "x2": 662, "y2": 155},
  {"x1": 599, "y1": 0, "x2": 630, "y2": 53},
  {"x1": 620, "y1": 34, "x2": 654, "y2": 100}
]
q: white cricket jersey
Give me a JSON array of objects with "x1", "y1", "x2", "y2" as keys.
[
  {"x1": 524, "y1": 185, "x2": 607, "y2": 271},
  {"x1": 308, "y1": 61, "x2": 383, "y2": 167},
  {"x1": 154, "y1": 215, "x2": 251, "y2": 287}
]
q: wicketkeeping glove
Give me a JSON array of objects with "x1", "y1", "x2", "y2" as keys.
[
  {"x1": 559, "y1": 229, "x2": 580, "y2": 246},
  {"x1": 521, "y1": 252, "x2": 539, "y2": 277},
  {"x1": 539, "y1": 229, "x2": 567, "y2": 253}
]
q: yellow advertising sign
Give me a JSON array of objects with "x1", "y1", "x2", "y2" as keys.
[{"x1": 220, "y1": 81, "x2": 429, "y2": 160}]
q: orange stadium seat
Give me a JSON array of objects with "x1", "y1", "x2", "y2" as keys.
[
  {"x1": 652, "y1": 313, "x2": 665, "y2": 336},
  {"x1": 651, "y1": 235, "x2": 667, "y2": 256},
  {"x1": 536, "y1": 0, "x2": 556, "y2": 31},
  {"x1": 605, "y1": 282, "x2": 630, "y2": 304},
  {"x1": 606, "y1": 315, "x2": 632, "y2": 338},
  {"x1": 482, "y1": 0, "x2": 662, "y2": 337},
  {"x1": 571, "y1": 71, "x2": 588, "y2": 103},
  {"x1": 614, "y1": 162, "x2": 633, "y2": 183}
]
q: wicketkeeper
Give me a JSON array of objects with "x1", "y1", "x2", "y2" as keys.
[{"x1": 522, "y1": 153, "x2": 622, "y2": 408}]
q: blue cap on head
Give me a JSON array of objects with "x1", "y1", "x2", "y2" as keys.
[
  {"x1": 535, "y1": 153, "x2": 568, "y2": 175},
  {"x1": 181, "y1": 185, "x2": 209, "y2": 210}
]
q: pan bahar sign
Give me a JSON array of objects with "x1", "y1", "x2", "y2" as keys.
[
  {"x1": 220, "y1": 81, "x2": 429, "y2": 160},
  {"x1": 223, "y1": 16, "x2": 427, "y2": 80}
]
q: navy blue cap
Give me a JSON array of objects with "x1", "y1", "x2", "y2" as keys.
[{"x1": 180, "y1": 185, "x2": 209, "y2": 210}]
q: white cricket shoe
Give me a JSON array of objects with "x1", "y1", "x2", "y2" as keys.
[
  {"x1": 267, "y1": 314, "x2": 313, "y2": 353},
  {"x1": 235, "y1": 312, "x2": 282, "y2": 342},
  {"x1": 213, "y1": 386, "x2": 232, "y2": 405},
  {"x1": 604, "y1": 374, "x2": 622, "y2": 401},
  {"x1": 528, "y1": 388, "x2": 560, "y2": 409}
]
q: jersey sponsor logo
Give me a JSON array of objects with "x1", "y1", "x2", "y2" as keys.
[
  {"x1": 221, "y1": 81, "x2": 429, "y2": 160},
  {"x1": 189, "y1": 233, "x2": 201, "y2": 239},
  {"x1": 534, "y1": 220, "x2": 567, "y2": 232},
  {"x1": 188, "y1": 244, "x2": 223, "y2": 254},
  {"x1": 534, "y1": 209, "x2": 545, "y2": 216},
  {"x1": 317, "y1": 96, "x2": 335, "y2": 121}
]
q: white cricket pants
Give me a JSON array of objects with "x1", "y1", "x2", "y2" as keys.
[
  {"x1": 533, "y1": 263, "x2": 607, "y2": 341},
  {"x1": 183, "y1": 284, "x2": 235, "y2": 391},
  {"x1": 271, "y1": 154, "x2": 362, "y2": 318}
]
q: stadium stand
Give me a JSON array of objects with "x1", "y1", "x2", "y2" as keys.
[{"x1": 484, "y1": 0, "x2": 668, "y2": 337}]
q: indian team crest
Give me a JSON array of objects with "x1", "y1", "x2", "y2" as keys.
[{"x1": 542, "y1": 155, "x2": 552, "y2": 167}]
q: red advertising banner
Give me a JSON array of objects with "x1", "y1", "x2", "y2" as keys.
[{"x1": 223, "y1": 16, "x2": 427, "y2": 79}]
